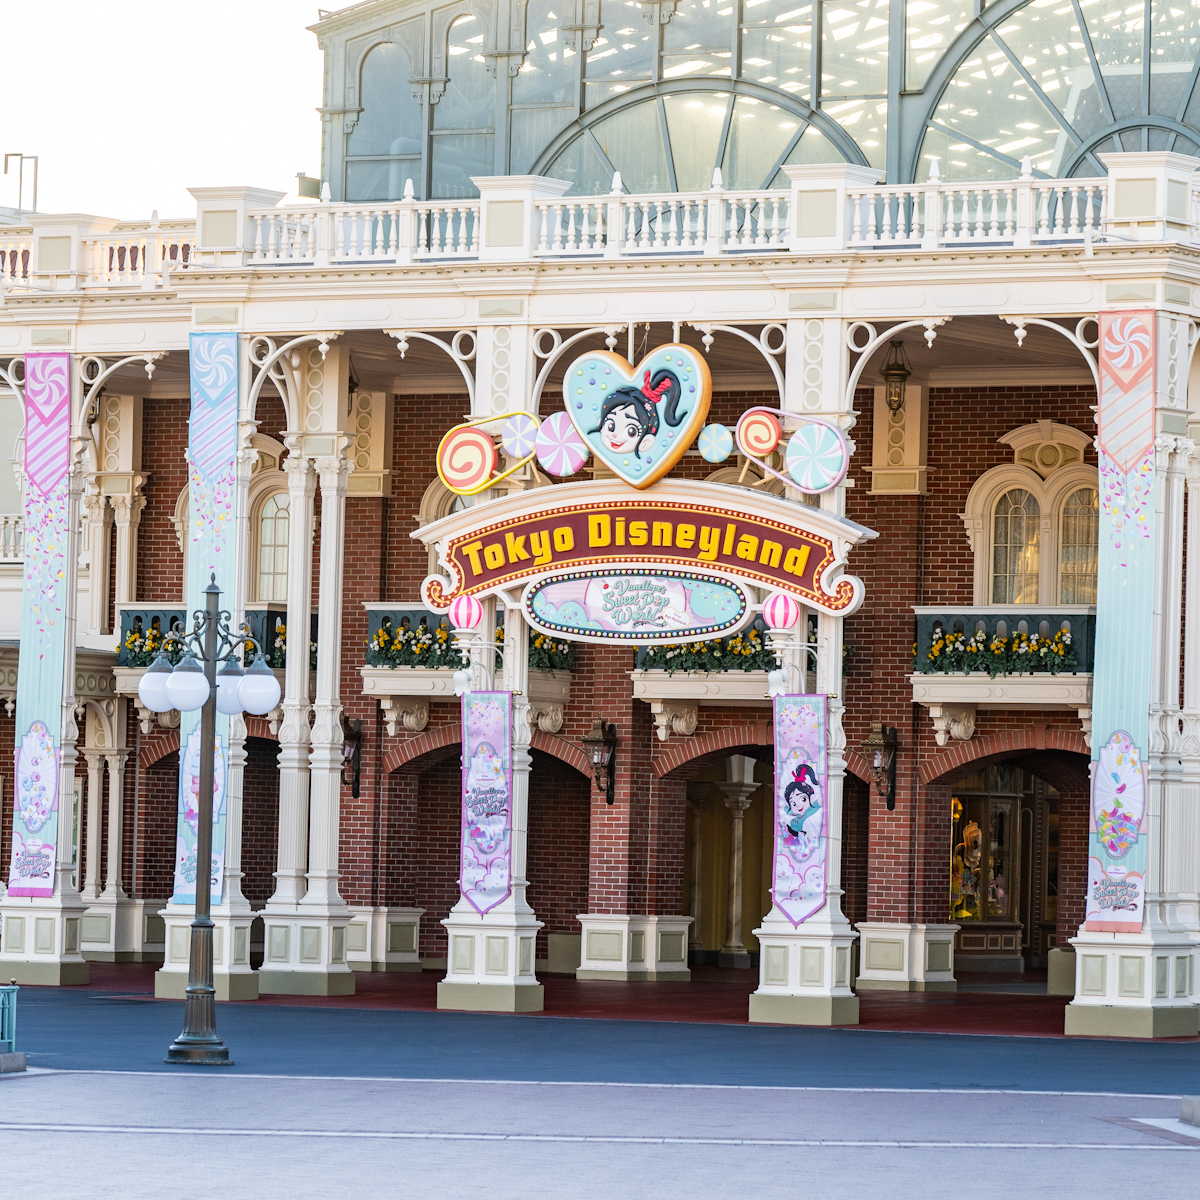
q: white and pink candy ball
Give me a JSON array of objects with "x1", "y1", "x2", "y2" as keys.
[
  {"x1": 449, "y1": 594, "x2": 484, "y2": 630},
  {"x1": 763, "y1": 591, "x2": 801, "y2": 631}
]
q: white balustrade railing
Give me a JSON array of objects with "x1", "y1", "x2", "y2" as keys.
[
  {"x1": 413, "y1": 202, "x2": 480, "y2": 257},
  {"x1": 0, "y1": 241, "x2": 31, "y2": 286},
  {"x1": 0, "y1": 514, "x2": 24, "y2": 561},
  {"x1": 82, "y1": 229, "x2": 194, "y2": 287},
  {"x1": 848, "y1": 177, "x2": 1107, "y2": 248}
]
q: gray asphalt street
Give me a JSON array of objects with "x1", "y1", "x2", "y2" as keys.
[{"x1": 1, "y1": 1069, "x2": 1196, "y2": 1199}]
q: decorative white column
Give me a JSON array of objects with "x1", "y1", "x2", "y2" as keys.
[
  {"x1": 259, "y1": 449, "x2": 354, "y2": 996},
  {"x1": 688, "y1": 794, "x2": 705, "y2": 953},
  {"x1": 438, "y1": 599, "x2": 545, "y2": 1012},
  {"x1": 101, "y1": 751, "x2": 128, "y2": 901},
  {"x1": 269, "y1": 450, "x2": 316, "y2": 908},
  {"x1": 81, "y1": 492, "x2": 112, "y2": 638},
  {"x1": 1066, "y1": 310, "x2": 1199, "y2": 1037},
  {"x1": 80, "y1": 751, "x2": 106, "y2": 903},
  {"x1": 717, "y1": 755, "x2": 757, "y2": 969},
  {"x1": 110, "y1": 491, "x2": 145, "y2": 606}
]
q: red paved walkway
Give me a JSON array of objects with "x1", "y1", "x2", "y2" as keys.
[{"x1": 62, "y1": 962, "x2": 1170, "y2": 1039}]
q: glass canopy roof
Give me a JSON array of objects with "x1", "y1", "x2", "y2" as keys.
[{"x1": 326, "y1": 0, "x2": 1200, "y2": 198}]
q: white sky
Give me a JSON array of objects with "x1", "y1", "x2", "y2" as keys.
[{"x1": 0, "y1": 1, "x2": 327, "y2": 219}]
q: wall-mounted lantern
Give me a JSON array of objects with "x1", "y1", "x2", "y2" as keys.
[
  {"x1": 860, "y1": 722, "x2": 898, "y2": 810},
  {"x1": 582, "y1": 717, "x2": 617, "y2": 805}
]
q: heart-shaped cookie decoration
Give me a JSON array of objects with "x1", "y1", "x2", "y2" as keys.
[{"x1": 561, "y1": 344, "x2": 712, "y2": 489}]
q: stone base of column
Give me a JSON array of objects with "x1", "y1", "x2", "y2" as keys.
[
  {"x1": 255, "y1": 909, "x2": 355, "y2": 996},
  {"x1": 79, "y1": 895, "x2": 158, "y2": 961},
  {"x1": 154, "y1": 903, "x2": 260, "y2": 1001},
  {"x1": 853, "y1": 922, "x2": 960, "y2": 992},
  {"x1": 575, "y1": 915, "x2": 693, "y2": 981},
  {"x1": 1064, "y1": 930, "x2": 1198, "y2": 1038},
  {"x1": 717, "y1": 948, "x2": 753, "y2": 970},
  {"x1": 0, "y1": 897, "x2": 89, "y2": 985},
  {"x1": 749, "y1": 913, "x2": 858, "y2": 1026},
  {"x1": 438, "y1": 902, "x2": 544, "y2": 1011},
  {"x1": 1047, "y1": 947, "x2": 1076, "y2": 995},
  {"x1": 345, "y1": 906, "x2": 425, "y2": 973}
]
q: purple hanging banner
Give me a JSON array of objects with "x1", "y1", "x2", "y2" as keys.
[
  {"x1": 460, "y1": 691, "x2": 513, "y2": 914},
  {"x1": 771, "y1": 694, "x2": 829, "y2": 925},
  {"x1": 8, "y1": 353, "x2": 72, "y2": 897}
]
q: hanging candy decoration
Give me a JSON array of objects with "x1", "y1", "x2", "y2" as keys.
[
  {"x1": 785, "y1": 421, "x2": 850, "y2": 493},
  {"x1": 763, "y1": 591, "x2": 801, "y2": 631},
  {"x1": 435, "y1": 410, "x2": 543, "y2": 496},
  {"x1": 535, "y1": 409, "x2": 590, "y2": 477},
  {"x1": 501, "y1": 412, "x2": 539, "y2": 459},
  {"x1": 449, "y1": 594, "x2": 484, "y2": 630},
  {"x1": 735, "y1": 410, "x2": 783, "y2": 458},
  {"x1": 729, "y1": 405, "x2": 849, "y2": 496},
  {"x1": 437, "y1": 426, "x2": 497, "y2": 494},
  {"x1": 698, "y1": 423, "x2": 734, "y2": 463}
]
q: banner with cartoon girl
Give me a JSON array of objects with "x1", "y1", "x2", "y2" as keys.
[
  {"x1": 171, "y1": 331, "x2": 238, "y2": 905},
  {"x1": 772, "y1": 695, "x2": 828, "y2": 925},
  {"x1": 460, "y1": 691, "x2": 513, "y2": 914},
  {"x1": 9, "y1": 353, "x2": 73, "y2": 897}
]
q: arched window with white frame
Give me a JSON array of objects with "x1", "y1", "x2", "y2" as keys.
[
  {"x1": 961, "y1": 423, "x2": 1098, "y2": 607},
  {"x1": 256, "y1": 491, "x2": 290, "y2": 602}
]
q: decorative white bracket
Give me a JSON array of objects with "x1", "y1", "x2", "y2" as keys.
[
  {"x1": 928, "y1": 703, "x2": 976, "y2": 747},
  {"x1": 527, "y1": 701, "x2": 565, "y2": 734},
  {"x1": 649, "y1": 700, "x2": 698, "y2": 743},
  {"x1": 380, "y1": 697, "x2": 430, "y2": 737}
]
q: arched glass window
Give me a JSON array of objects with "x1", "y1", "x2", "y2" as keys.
[
  {"x1": 1059, "y1": 487, "x2": 1099, "y2": 604},
  {"x1": 346, "y1": 41, "x2": 424, "y2": 201},
  {"x1": 543, "y1": 88, "x2": 843, "y2": 193},
  {"x1": 432, "y1": 15, "x2": 495, "y2": 197},
  {"x1": 257, "y1": 493, "x2": 290, "y2": 603},
  {"x1": 992, "y1": 488, "x2": 1040, "y2": 604}
]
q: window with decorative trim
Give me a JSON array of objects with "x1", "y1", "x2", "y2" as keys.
[{"x1": 960, "y1": 422, "x2": 1098, "y2": 606}]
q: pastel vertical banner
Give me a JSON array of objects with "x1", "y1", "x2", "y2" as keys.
[
  {"x1": 1087, "y1": 312, "x2": 1156, "y2": 933},
  {"x1": 771, "y1": 695, "x2": 828, "y2": 925},
  {"x1": 460, "y1": 691, "x2": 513, "y2": 914},
  {"x1": 8, "y1": 353, "x2": 72, "y2": 897},
  {"x1": 171, "y1": 332, "x2": 238, "y2": 905}
]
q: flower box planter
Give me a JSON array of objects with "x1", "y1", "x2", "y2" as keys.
[
  {"x1": 910, "y1": 670, "x2": 1094, "y2": 747},
  {"x1": 360, "y1": 666, "x2": 571, "y2": 735},
  {"x1": 629, "y1": 668, "x2": 775, "y2": 741}
]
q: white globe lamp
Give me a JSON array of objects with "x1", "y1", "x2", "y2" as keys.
[
  {"x1": 164, "y1": 653, "x2": 210, "y2": 713},
  {"x1": 238, "y1": 656, "x2": 281, "y2": 716},
  {"x1": 137, "y1": 655, "x2": 174, "y2": 714}
]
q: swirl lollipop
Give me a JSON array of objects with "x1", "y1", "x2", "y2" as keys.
[
  {"x1": 785, "y1": 421, "x2": 849, "y2": 493},
  {"x1": 437, "y1": 426, "x2": 498, "y2": 494},
  {"x1": 536, "y1": 410, "x2": 589, "y2": 477},
  {"x1": 736, "y1": 410, "x2": 782, "y2": 458},
  {"x1": 501, "y1": 413, "x2": 539, "y2": 459}
]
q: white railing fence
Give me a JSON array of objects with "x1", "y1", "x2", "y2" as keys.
[{"x1": 0, "y1": 514, "x2": 24, "y2": 561}]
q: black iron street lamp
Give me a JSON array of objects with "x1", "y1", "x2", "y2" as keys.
[
  {"x1": 136, "y1": 575, "x2": 281, "y2": 1065},
  {"x1": 582, "y1": 717, "x2": 617, "y2": 805}
]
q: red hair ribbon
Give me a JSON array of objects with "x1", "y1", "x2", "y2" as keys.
[{"x1": 640, "y1": 370, "x2": 672, "y2": 403}]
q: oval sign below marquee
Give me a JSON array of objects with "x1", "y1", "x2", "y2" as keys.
[{"x1": 523, "y1": 569, "x2": 749, "y2": 645}]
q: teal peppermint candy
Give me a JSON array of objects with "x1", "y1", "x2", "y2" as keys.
[{"x1": 698, "y1": 423, "x2": 734, "y2": 463}]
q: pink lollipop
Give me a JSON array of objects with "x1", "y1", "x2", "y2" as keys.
[{"x1": 535, "y1": 410, "x2": 589, "y2": 477}]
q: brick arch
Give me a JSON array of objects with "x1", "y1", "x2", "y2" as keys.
[
  {"x1": 382, "y1": 723, "x2": 591, "y2": 778},
  {"x1": 920, "y1": 728, "x2": 1090, "y2": 785},
  {"x1": 654, "y1": 721, "x2": 773, "y2": 779},
  {"x1": 139, "y1": 732, "x2": 180, "y2": 771},
  {"x1": 245, "y1": 717, "x2": 278, "y2": 742},
  {"x1": 844, "y1": 749, "x2": 873, "y2": 785}
]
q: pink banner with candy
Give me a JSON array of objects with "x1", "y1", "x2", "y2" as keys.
[{"x1": 9, "y1": 352, "x2": 72, "y2": 897}]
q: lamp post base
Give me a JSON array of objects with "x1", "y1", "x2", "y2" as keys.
[{"x1": 164, "y1": 1041, "x2": 234, "y2": 1066}]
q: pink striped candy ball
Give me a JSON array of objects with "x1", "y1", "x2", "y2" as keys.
[
  {"x1": 449, "y1": 594, "x2": 484, "y2": 630},
  {"x1": 763, "y1": 591, "x2": 800, "y2": 631}
]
